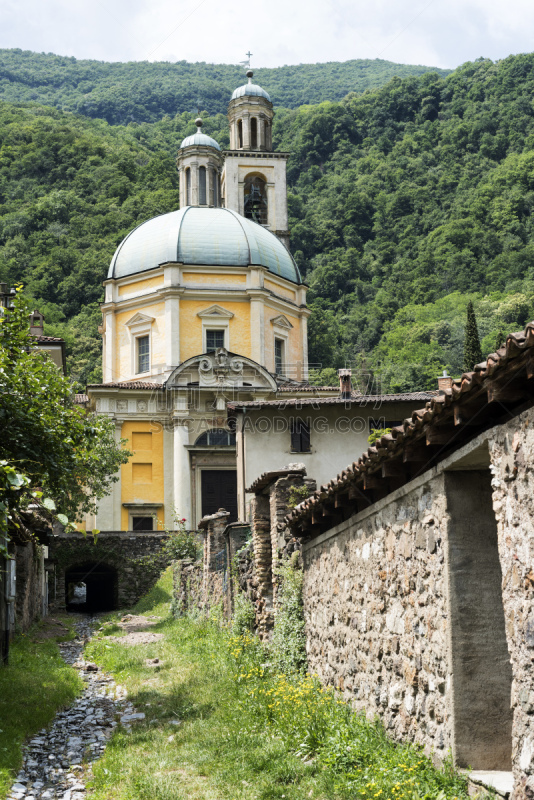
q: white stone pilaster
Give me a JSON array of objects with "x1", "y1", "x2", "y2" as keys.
[
  {"x1": 173, "y1": 420, "x2": 192, "y2": 528},
  {"x1": 103, "y1": 311, "x2": 116, "y2": 384},
  {"x1": 250, "y1": 297, "x2": 264, "y2": 365},
  {"x1": 165, "y1": 295, "x2": 180, "y2": 371}
]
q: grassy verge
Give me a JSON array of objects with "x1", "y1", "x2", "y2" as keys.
[
  {"x1": 84, "y1": 569, "x2": 482, "y2": 800},
  {"x1": 0, "y1": 614, "x2": 84, "y2": 798}
]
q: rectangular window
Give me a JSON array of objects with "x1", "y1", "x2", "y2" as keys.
[
  {"x1": 137, "y1": 335, "x2": 150, "y2": 373},
  {"x1": 206, "y1": 329, "x2": 225, "y2": 351},
  {"x1": 131, "y1": 516, "x2": 154, "y2": 531},
  {"x1": 290, "y1": 418, "x2": 311, "y2": 453},
  {"x1": 275, "y1": 338, "x2": 284, "y2": 375}
]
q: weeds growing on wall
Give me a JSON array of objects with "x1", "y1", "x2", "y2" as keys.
[
  {"x1": 270, "y1": 554, "x2": 308, "y2": 675},
  {"x1": 231, "y1": 591, "x2": 256, "y2": 636}
]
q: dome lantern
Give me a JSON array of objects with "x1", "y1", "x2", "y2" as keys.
[{"x1": 177, "y1": 118, "x2": 223, "y2": 207}]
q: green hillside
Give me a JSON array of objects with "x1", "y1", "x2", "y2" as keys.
[
  {"x1": 0, "y1": 49, "x2": 450, "y2": 124},
  {"x1": 2, "y1": 53, "x2": 534, "y2": 390}
]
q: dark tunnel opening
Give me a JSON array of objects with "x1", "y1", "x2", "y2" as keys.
[{"x1": 65, "y1": 562, "x2": 118, "y2": 613}]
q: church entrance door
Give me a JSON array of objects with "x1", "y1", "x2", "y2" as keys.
[{"x1": 201, "y1": 470, "x2": 238, "y2": 521}]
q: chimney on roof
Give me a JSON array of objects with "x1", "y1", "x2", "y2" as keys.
[
  {"x1": 437, "y1": 369, "x2": 453, "y2": 393},
  {"x1": 30, "y1": 310, "x2": 45, "y2": 336},
  {"x1": 338, "y1": 368, "x2": 352, "y2": 399}
]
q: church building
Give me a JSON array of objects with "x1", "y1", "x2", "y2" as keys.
[{"x1": 86, "y1": 71, "x2": 334, "y2": 531}]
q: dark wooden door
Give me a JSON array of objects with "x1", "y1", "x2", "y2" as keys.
[{"x1": 201, "y1": 470, "x2": 238, "y2": 521}]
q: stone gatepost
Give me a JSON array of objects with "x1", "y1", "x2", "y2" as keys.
[
  {"x1": 198, "y1": 509, "x2": 230, "y2": 608},
  {"x1": 248, "y1": 464, "x2": 316, "y2": 638}
]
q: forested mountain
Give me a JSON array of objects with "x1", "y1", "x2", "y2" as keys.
[
  {"x1": 0, "y1": 49, "x2": 450, "y2": 124},
  {"x1": 2, "y1": 52, "x2": 534, "y2": 390}
]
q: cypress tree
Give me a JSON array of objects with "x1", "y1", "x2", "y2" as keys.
[
  {"x1": 463, "y1": 301, "x2": 483, "y2": 372},
  {"x1": 494, "y1": 330, "x2": 505, "y2": 351}
]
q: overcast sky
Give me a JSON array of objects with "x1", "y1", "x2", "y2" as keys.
[{"x1": 1, "y1": 0, "x2": 533, "y2": 69}]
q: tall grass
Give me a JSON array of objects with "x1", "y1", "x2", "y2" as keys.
[{"x1": 84, "y1": 568, "x2": 480, "y2": 800}]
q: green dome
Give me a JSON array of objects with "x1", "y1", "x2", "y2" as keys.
[{"x1": 108, "y1": 207, "x2": 301, "y2": 284}]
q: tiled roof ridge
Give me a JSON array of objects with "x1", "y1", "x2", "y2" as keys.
[
  {"x1": 228, "y1": 389, "x2": 439, "y2": 410},
  {"x1": 286, "y1": 322, "x2": 534, "y2": 529},
  {"x1": 87, "y1": 381, "x2": 163, "y2": 389},
  {"x1": 35, "y1": 334, "x2": 64, "y2": 343}
]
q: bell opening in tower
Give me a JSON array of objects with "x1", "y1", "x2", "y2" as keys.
[
  {"x1": 251, "y1": 117, "x2": 258, "y2": 149},
  {"x1": 199, "y1": 166, "x2": 207, "y2": 205},
  {"x1": 244, "y1": 175, "x2": 268, "y2": 225}
]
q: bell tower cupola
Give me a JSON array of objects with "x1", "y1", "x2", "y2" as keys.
[
  {"x1": 177, "y1": 118, "x2": 223, "y2": 208},
  {"x1": 222, "y1": 72, "x2": 290, "y2": 248},
  {"x1": 228, "y1": 70, "x2": 274, "y2": 151}
]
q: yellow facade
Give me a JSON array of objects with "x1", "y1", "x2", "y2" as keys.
[
  {"x1": 264, "y1": 279, "x2": 296, "y2": 302},
  {"x1": 118, "y1": 275, "x2": 164, "y2": 296},
  {"x1": 120, "y1": 420, "x2": 165, "y2": 530},
  {"x1": 115, "y1": 301, "x2": 165, "y2": 380},
  {"x1": 182, "y1": 272, "x2": 246, "y2": 286},
  {"x1": 179, "y1": 299, "x2": 252, "y2": 362}
]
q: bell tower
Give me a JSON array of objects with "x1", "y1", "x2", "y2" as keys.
[
  {"x1": 177, "y1": 118, "x2": 223, "y2": 208},
  {"x1": 222, "y1": 71, "x2": 290, "y2": 248}
]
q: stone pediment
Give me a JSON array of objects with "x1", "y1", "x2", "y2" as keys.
[
  {"x1": 270, "y1": 314, "x2": 293, "y2": 329},
  {"x1": 166, "y1": 348, "x2": 277, "y2": 391},
  {"x1": 197, "y1": 305, "x2": 234, "y2": 319},
  {"x1": 125, "y1": 312, "x2": 155, "y2": 328}
]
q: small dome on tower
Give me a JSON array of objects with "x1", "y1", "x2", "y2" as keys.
[
  {"x1": 180, "y1": 117, "x2": 221, "y2": 150},
  {"x1": 231, "y1": 70, "x2": 271, "y2": 102}
]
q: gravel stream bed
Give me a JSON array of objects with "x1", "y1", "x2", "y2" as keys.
[{"x1": 7, "y1": 616, "x2": 144, "y2": 800}]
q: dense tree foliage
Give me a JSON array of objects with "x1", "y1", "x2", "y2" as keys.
[
  {"x1": 275, "y1": 54, "x2": 534, "y2": 387},
  {"x1": 0, "y1": 289, "x2": 130, "y2": 542},
  {"x1": 0, "y1": 50, "x2": 449, "y2": 124},
  {"x1": 2, "y1": 53, "x2": 534, "y2": 389}
]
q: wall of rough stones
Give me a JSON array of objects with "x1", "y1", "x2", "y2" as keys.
[
  {"x1": 300, "y1": 411, "x2": 534, "y2": 794},
  {"x1": 302, "y1": 474, "x2": 454, "y2": 761},
  {"x1": 48, "y1": 531, "x2": 172, "y2": 610},
  {"x1": 172, "y1": 513, "x2": 251, "y2": 621},
  {"x1": 487, "y1": 408, "x2": 534, "y2": 799},
  {"x1": 15, "y1": 539, "x2": 47, "y2": 631}
]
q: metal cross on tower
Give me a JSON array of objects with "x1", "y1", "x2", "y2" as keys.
[{"x1": 240, "y1": 51, "x2": 253, "y2": 68}]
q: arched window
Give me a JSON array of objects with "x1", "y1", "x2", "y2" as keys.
[
  {"x1": 185, "y1": 167, "x2": 191, "y2": 205},
  {"x1": 237, "y1": 119, "x2": 243, "y2": 149},
  {"x1": 264, "y1": 119, "x2": 270, "y2": 149},
  {"x1": 199, "y1": 166, "x2": 207, "y2": 205},
  {"x1": 244, "y1": 174, "x2": 268, "y2": 225},
  {"x1": 210, "y1": 168, "x2": 217, "y2": 206},
  {"x1": 251, "y1": 117, "x2": 258, "y2": 149},
  {"x1": 195, "y1": 428, "x2": 236, "y2": 446}
]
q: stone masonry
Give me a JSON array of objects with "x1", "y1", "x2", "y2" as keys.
[{"x1": 48, "y1": 531, "x2": 172, "y2": 610}]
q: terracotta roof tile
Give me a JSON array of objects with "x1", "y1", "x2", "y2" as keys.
[
  {"x1": 35, "y1": 335, "x2": 64, "y2": 343},
  {"x1": 87, "y1": 381, "x2": 163, "y2": 390}
]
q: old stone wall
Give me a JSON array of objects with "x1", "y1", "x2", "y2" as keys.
[
  {"x1": 173, "y1": 558, "x2": 226, "y2": 617},
  {"x1": 15, "y1": 540, "x2": 46, "y2": 631},
  {"x1": 48, "y1": 531, "x2": 172, "y2": 610},
  {"x1": 487, "y1": 408, "x2": 534, "y2": 798},
  {"x1": 172, "y1": 515, "x2": 252, "y2": 621},
  {"x1": 302, "y1": 475, "x2": 453, "y2": 760},
  {"x1": 300, "y1": 411, "x2": 534, "y2": 793}
]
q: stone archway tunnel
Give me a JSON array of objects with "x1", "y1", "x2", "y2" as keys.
[{"x1": 48, "y1": 531, "x2": 172, "y2": 612}]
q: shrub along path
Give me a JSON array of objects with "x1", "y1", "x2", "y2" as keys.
[{"x1": 83, "y1": 569, "x2": 487, "y2": 800}]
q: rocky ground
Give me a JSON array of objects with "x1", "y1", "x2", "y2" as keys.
[{"x1": 6, "y1": 616, "x2": 145, "y2": 800}]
